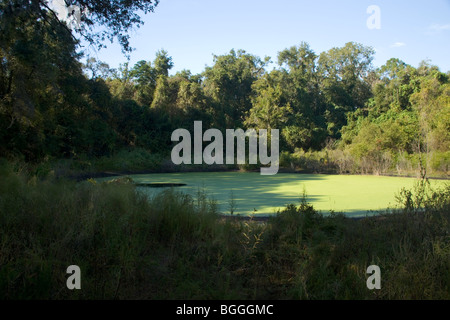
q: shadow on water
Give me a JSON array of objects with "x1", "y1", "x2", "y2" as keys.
[
  {"x1": 124, "y1": 171, "x2": 428, "y2": 218},
  {"x1": 132, "y1": 172, "x2": 332, "y2": 216}
]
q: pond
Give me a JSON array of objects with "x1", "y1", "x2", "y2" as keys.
[{"x1": 101, "y1": 172, "x2": 447, "y2": 218}]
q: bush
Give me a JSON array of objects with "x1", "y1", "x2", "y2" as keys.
[
  {"x1": 429, "y1": 151, "x2": 450, "y2": 174},
  {"x1": 1, "y1": 160, "x2": 449, "y2": 299},
  {"x1": 92, "y1": 148, "x2": 165, "y2": 172}
]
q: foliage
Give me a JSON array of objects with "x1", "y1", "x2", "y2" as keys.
[
  {"x1": 1, "y1": 161, "x2": 449, "y2": 299},
  {"x1": 0, "y1": 2, "x2": 448, "y2": 176},
  {"x1": 1, "y1": 0, "x2": 449, "y2": 302},
  {"x1": 1, "y1": 0, "x2": 159, "y2": 54}
]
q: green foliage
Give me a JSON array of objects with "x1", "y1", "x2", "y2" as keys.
[
  {"x1": 0, "y1": 2, "x2": 447, "y2": 178},
  {"x1": 202, "y1": 49, "x2": 269, "y2": 129},
  {"x1": 2, "y1": 162, "x2": 448, "y2": 299},
  {"x1": 1, "y1": 0, "x2": 449, "y2": 302},
  {"x1": 339, "y1": 59, "x2": 449, "y2": 175},
  {"x1": 91, "y1": 148, "x2": 165, "y2": 172},
  {"x1": 246, "y1": 80, "x2": 292, "y2": 129}
]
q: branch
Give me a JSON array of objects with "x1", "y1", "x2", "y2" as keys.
[{"x1": 34, "y1": 1, "x2": 81, "y2": 46}]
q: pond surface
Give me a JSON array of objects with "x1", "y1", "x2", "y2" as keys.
[{"x1": 102, "y1": 172, "x2": 447, "y2": 218}]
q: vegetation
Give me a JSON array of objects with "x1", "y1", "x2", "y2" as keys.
[
  {"x1": 1, "y1": 2, "x2": 448, "y2": 177},
  {"x1": 0, "y1": 162, "x2": 449, "y2": 299},
  {"x1": 0, "y1": 0, "x2": 449, "y2": 301}
]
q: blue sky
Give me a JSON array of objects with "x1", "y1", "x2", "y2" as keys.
[{"x1": 83, "y1": 0, "x2": 450, "y2": 75}]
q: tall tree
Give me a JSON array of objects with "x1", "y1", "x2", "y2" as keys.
[
  {"x1": 317, "y1": 42, "x2": 375, "y2": 137},
  {"x1": 153, "y1": 49, "x2": 174, "y2": 77},
  {"x1": 276, "y1": 42, "x2": 327, "y2": 150},
  {"x1": 1, "y1": 0, "x2": 160, "y2": 54},
  {"x1": 203, "y1": 49, "x2": 269, "y2": 129}
]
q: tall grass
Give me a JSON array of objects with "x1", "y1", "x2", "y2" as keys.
[
  {"x1": 280, "y1": 148, "x2": 449, "y2": 178},
  {"x1": 0, "y1": 160, "x2": 449, "y2": 299}
]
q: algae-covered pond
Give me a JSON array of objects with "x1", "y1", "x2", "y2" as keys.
[{"x1": 102, "y1": 172, "x2": 448, "y2": 218}]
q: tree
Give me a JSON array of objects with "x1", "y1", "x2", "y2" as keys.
[
  {"x1": 127, "y1": 51, "x2": 174, "y2": 106},
  {"x1": 276, "y1": 43, "x2": 327, "y2": 150},
  {"x1": 83, "y1": 57, "x2": 115, "y2": 79},
  {"x1": 245, "y1": 77, "x2": 292, "y2": 130},
  {"x1": 410, "y1": 67, "x2": 450, "y2": 153},
  {"x1": 370, "y1": 59, "x2": 419, "y2": 114},
  {"x1": 317, "y1": 42, "x2": 375, "y2": 137},
  {"x1": 107, "y1": 62, "x2": 136, "y2": 101},
  {"x1": 1, "y1": 0, "x2": 160, "y2": 54},
  {"x1": 0, "y1": 1, "x2": 83, "y2": 158},
  {"x1": 129, "y1": 60, "x2": 156, "y2": 106},
  {"x1": 278, "y1": 42, "x2": 318, "y2": 76},
  {"x1": 0, "y1": 0, "x2": 162, "y2": 159},
  {"x1": 203, "y1": 49, "x2": 269, "y2": 129},
  {"x1": 153, "y1": 49, "x2": 174, "y2": 77}
]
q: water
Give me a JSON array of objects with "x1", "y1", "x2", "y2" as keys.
[{"x1": 100, "y1": 172, "x2": 447, "y2": 218}]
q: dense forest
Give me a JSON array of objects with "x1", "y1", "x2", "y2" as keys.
[{"x1": 1, "y1": 1, "x2": 449, "y2": 177}]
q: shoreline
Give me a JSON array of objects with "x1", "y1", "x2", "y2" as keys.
[
  {"x1": 76, "y1": 168, "x2": 447, "y2": 221},
  {"x1": 69, "y1": 167, "x2": 449, "y2": 182}
]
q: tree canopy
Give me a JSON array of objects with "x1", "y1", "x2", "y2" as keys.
[
  {"x1": 1, "y1": 0, "x2": 159, "y2": 54},
  {"x1": 0, "y1": 2, "x2": 448, "y2": 175}
]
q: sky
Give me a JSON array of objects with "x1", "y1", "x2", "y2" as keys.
[{"x1": 81, "y1": 0, "x2": 450, "y2": 75}]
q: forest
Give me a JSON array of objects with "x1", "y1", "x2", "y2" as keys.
[{"x1": 1, "y1": 1, "x2": 449, "y2": 177}]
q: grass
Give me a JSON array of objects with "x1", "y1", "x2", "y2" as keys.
[{"x1": 0, "y1": 159, "x2": 449, "y2": 299}]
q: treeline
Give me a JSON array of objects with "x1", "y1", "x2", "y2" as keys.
[{"x1": 1, "y1": 5, "x2": 448, "y2": 175}]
